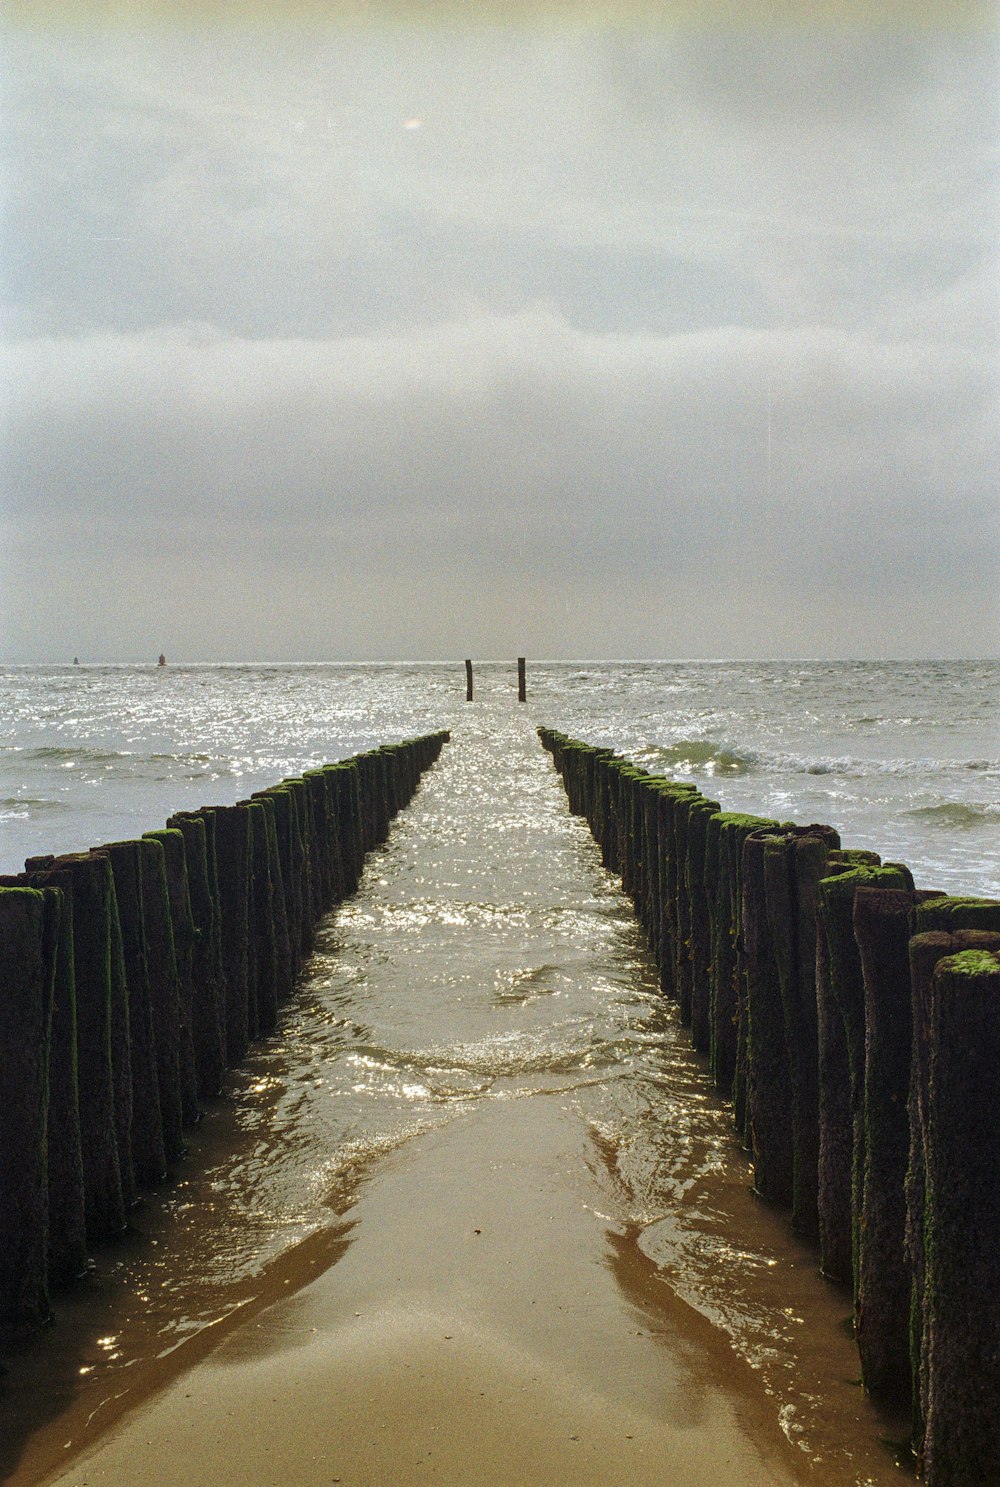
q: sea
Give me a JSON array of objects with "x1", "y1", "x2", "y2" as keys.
[{"x1": 1, "y1": 659, "x2": 997, "y2": 894}]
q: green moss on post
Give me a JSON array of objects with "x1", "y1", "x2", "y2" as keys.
[
  {"x1": 0, "y1": 886, "x2": 56, "y2": 1323},
  {"x1": 913, "y1": 895, "x2": 1000, "y2": 934},
  {"x1": 922, "y1": 949, "x2": 1000, "y2": 1486}
]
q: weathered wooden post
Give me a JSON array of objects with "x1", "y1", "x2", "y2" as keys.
[
  {"x1": 144, "y1": 828, "x2": 200, "y2": 1129},
  {"x1": 906, "y1": 919, "x2": 1000, "y2": 1461},
  {"x1": 760, "y1": 827, "x2": 840, "y2": 1239},
  {"x1": 0, "y1": 886, "x2": 57, "y2": 1323},
  {"x1": 922, "y1": 947, "x2": 1000, "y2": 1486},
  {"x1": 465, "y1": 659, "x2": 473, "y2": 702},
  {"x1": 93, "y1": 840, "x2": 170, "y2": 1182},
  {"x1": 816, "y1": 860, "x2": 909, "y2": 1292},
  {"x1": 851, "y1": 885, "x2": 942, "y2": 1405},
  {"x1": 517, "y1": 657, "x2": 526, "y2": 702},
  {"x1": 166, "y1": 811, "x2": 226, "y2": 1098}
]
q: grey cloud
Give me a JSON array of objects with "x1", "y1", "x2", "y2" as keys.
[{"x1": 3, "y1": 310, "x2": 995, "y2": 608}]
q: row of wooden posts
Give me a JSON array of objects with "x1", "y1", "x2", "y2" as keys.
[
  {"x1": 537, "y1": 728, "x2": 1000, "y2": 1487},
  {"x1": 0, "y1": 731, "x2": 449, "y2": 1334}
]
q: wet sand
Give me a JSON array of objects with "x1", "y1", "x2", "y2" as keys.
[
  {"x1": 2, "y1": 705, "x2": 909, "y2": 1486},
  {"x1": 29, "y1": 1098, "x2": 810, "y2": 1487}
]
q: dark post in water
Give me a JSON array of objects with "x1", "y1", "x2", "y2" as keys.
[
  {"x1": 517, "y1": 657, "x2": 526, "y2": 702},
  {"x1": 465, "y1": 659, "x2": 473, "y2": 702}
]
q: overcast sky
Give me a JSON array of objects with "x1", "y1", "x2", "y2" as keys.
[{"x1": 1, "y1": 1, "x2": 997, "y2": 661}]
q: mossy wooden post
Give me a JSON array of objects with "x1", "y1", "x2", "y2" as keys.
[
  {"x1": 518, "y1": 657, "x2": 526, "y2": 702},
  {"x1": 166, "y1": 812, "x2": 226, "y2": 1097},
  {"x1": 656, "y1": 784, "x2": 701, "y2": 1004},
  {"x1": 245, "y1": 797, "x2": 279, "y2": 1034},
  {"x1": 742, "y1": 832, "x2": 794, "y2": 1206},
  {"x1": 144, "y1": 829, "x2": 200, "y2": 1129},
  {"x1": 817, "y1": 862, "x2": 909, "y2": 1298},
  {"x1": 913, "y1": 895, "x2": 1000, "y2": 936},
  {"x1": 592, "y1": 749, "x2": 616, "y2": 870},
  {"x1": 373, "y1": 751, "x2": 392, "y2": 845},
  {"x1": 279, "y1": 779, "x2": 316, "y2": 957},
  {"x1": 671, "y1": 789, "x2": 707, "y2": 1028},
  {"x1": 0, "y1": 886, "x2": 56, "y2": 1323},
  {"x1": 2, "y1": 870, "x2": 90, "y2": 1289},
  {"x1": 465, "y1": 659, "x2": 473, "y2": 702},
  {"x1": 760, "y1": 829, "x2": 839, "y2": 1240},
  {"x1": 256, "y1": 787, "x2": 303, "y2": 975},
  {"x1": 329, "y1": 762, "x2": 364, "y2": 898},
  {"x1": 37, "y1": 878, "x2": 87, "y2": 1284},
  {"x1": 209, "y1": 804, "x2": 252, "y2": 1065},
  {"x1": 26, "y1": 852, "x2": 129, "y2": 1241},
  {"x1": 254, "y1": 793, "x2": 293, "y2": 1007},
  {"x1": 322, "y1": 767, "x2": 348, "y2": 903},
  {"x1": 617, "y1": 765, "x2": 644, "y2": 905},
  {"x1": 94, "y1": 841, "x2": 166, "y2": 1185},
  {"x1": 906, "y1": 921, "x2": 1000, "y2": 1461},
  {"x1": 303, "y1": 770, "x2": 335, "y2": 915},
  {"x1": 639, "y1": 783, "x2": 662, "y2": 958},
  {"x1": 720, "y1": 813, "x2": 777, "y2": 1136},
  {"x1": 922, "y1": 948, "x2": 1000, "y2": 1487},
  {"x1": 137, "y1": 836, "x2": 185, "y2": 1159},
  {"x1": 850, "y1": 886, "x2": 942, "y2": 1406},
  {"x1": 686, "y1": 797, "x2": 720, "y2": 1052}
]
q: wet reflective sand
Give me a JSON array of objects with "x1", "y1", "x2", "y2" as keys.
[{"x1": 1, "y1": 700, "x2": 909, "y2": 1486}]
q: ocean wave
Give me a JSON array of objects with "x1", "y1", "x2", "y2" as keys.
[
  {"x1": 632, "y1": 740, "x2": 755, "y2": 777},
  {"x1": 785, "y1": 754, "x2": 999, "y2": 780},
  {"x1": 0, "y1": 796, "x2": 64, "y2": 814},
  {"x1": 23, "y1": 745, "x2": 127, "y2": 763},
  {"x1": 904, "y1": 802, "x2": 1000, "y2": 830}
]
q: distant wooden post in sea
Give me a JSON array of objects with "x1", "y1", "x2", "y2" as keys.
[
  {"x1": 465, "y1": 659, "x2": 473, "y2": 702},
  {"x1": 518, "y1": 657, "x2": 526, "y2": 702}
]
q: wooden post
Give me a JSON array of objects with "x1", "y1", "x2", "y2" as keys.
[
  {"x1": 517, "y1": 657, "x2": 526, "y2": 702},
  {"x1": 465, "y1": 659, "x2": 473, "y2": 702}
]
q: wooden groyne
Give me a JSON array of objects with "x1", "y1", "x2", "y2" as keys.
[
  {"x1": 537, "y1": 727, "x2": 1000, "y2": 1487},
  {"x1": 0, "y1": 733, "x2": 449, "y2": 1335}
]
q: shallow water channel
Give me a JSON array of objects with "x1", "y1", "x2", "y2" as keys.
[{"x1": 2, "y1": 702, "x2": 908, "y2": 1486}]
